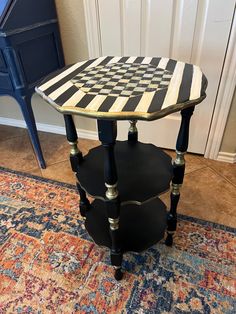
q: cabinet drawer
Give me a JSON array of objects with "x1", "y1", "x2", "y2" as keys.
[
  {"x1": 0, "y1": 50, "x2": 7, "y2": 70},
  {"x1": 0, "y1": 72, "x2": 13, "y2": 91}
]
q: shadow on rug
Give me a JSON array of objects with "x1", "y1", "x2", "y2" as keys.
[{"x1": 0, "y1": 167, "x2": 235, "y2": 313}]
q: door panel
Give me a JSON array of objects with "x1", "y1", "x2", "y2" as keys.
[
  {"x1": 123, "y1": 0, "x2": 142, "y2": 55},
  {"x1": 99, "y1": 0, "x2": 122, "y2": 55},
  {"x1": 189, "y1": 0, "x2": 235, "y2": 152},
  {"x1": 86, "y1": 0, "x2": 235, "y2": 153},
  {"x1": 141, "y1": 0, "x2": 173, "y2": 56}
]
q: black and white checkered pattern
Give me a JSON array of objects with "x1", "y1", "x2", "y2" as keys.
[
  {"x1": 71, "y1": 63, "x2": 172, "y2": 97},
  {"x1": 36, "y1": 56, "x2": 207, "y2": 121}
]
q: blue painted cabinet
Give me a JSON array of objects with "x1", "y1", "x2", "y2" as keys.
[{"x1": 0, "y1": 0, "x2": 65, "y2": 168}]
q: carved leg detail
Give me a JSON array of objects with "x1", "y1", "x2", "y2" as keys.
[
  {"x1": 105, "y1": 187, "x2": 122, "y2": 280},
  {"x1": 166, "y1": 181, "x2": 181, "y2": 246},
  {"x1": 64, "y1": 114, "x2": 83, "y2": 172},
  {"x1": 98, "y1": 120, "x2": 123, "y2": 280},
  {"x1": 76, "y1": 181, "x2": 90, "y2": 219},
  {"x1": 128, "y1": 120, "x2": 138, "y2": 143},
  {"x1": 166, "y1": 106, "x2": 194, "y2": 246},
  {"x1": 64, "y1": 115, "x2": 88, "y2": 218}
]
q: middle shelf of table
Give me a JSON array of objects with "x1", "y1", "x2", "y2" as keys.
[{"x1": 76, "y1": 140, "x2": 173, "y2": 205}]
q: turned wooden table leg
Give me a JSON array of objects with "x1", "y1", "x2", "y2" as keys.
[
  {"x1": 98, "y1": 120, "x2": 123, "y2": 280},
  {"x1": 165, "y1": 106, "x2": 195, "y2": 246},
  {"x1": 64, "y1": 114, "x2": 90, "y2": 218},
  {"x1": 128, "y1": 120, "x2": 138, "y2": 143}
]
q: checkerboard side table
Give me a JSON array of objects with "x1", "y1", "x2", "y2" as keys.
[{"x1": 36, "y1": 56, "x2": 207, "y2": 280}]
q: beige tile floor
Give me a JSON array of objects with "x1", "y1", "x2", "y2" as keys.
[{"x1": 1, "y1": 125, "x2": 236, "y2": 228}]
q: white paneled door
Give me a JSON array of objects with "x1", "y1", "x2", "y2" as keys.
[{"x1": 84, "y1": 0, "x2": 235, "y2": 153}]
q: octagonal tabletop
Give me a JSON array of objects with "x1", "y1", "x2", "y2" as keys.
[{"x1": 36, "y1": 56, "x2": 207, "y2": 121}]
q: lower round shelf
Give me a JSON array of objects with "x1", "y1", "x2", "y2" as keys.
[{"x1": 85, "y1": 198, "x2": 167, "y2": 253}]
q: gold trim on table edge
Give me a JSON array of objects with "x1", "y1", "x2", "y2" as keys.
[
  {"x1": 35, "y1": 87, "x2": 206, "y2": 121},
  {"x1": 79, "y1": 181, "x2": 171, "y2": 206}
]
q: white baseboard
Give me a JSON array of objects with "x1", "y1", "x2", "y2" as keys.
[
  {"x1": 217, "y1": 151, "x2": 236, "y2": 163},
  {"x1": 0, "y1": 117, "x2": 98, "y2": 141},
  {"x1": 1, "y1": 117, "x2": 235, "y2": 162}
]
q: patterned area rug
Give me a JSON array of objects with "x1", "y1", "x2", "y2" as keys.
[{"x1": 0, "y1": 167, "x2": 235, "y2": 313}]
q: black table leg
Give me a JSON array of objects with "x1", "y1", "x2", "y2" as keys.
[
  {"x1": 128, "y1": 120, "x2": 138, "y2": 143},
  {"x1": 64, "y1": 114, "x2": 90, "y2": 218},
  {"x1": 165, "y1": 106, "x2": 195, "y2": 246},
  {"x1": 97, "y1": 119, "x2": 123, "y2": 280},
  {"x1": 64, "y1": 114, "x2": 83, "y2": 170}
]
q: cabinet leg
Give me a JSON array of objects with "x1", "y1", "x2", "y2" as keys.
[
  {"x1": 166, "y1": 106, "x2": 194, "y2": 246},
  {"x1": 98, "y1": 120, "x2": 123, "y2": 280},
  {"x1": 128, "y1": 120, "x2": 138, "y2": 143},
  {"x1": 17, "y1": 94, "x2": 46, "y2": 169}
]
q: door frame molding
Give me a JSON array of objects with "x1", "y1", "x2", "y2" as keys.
[
  {"x1": 83, "y1": 0, "x2": 102, "y2": 58},
  {"x1": 83, "y1": 1, "x2": 236, "y2": 160},
  {"x1": 204, "y1": 7, "x2": 236, "y2": 159}
]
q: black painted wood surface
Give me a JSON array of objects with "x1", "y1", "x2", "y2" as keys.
[
  {"x1": 76, "y1": 140, "x2": 173, "y2": 204},
  {"x1": 64, "y1": 114, "x2": 78, "y2": 143},
  {"x1": 97, "y1": 120, "x2": 123, "y2": 276},
  {"x1": 85, "y1": 198, "x2": 167, "y2": 253},
  {"x1": 176, "y1": 107, "x2": 194, "y2": 152},
  {"x1": 97, "y1": 120, "x2": 118, "y2": 185},
  {"x1": 0, "y1": 0, "x2": 57, "y2": 32},
  {"x1": 166, "y1": 106, "x2": 195, "y2": 246}
]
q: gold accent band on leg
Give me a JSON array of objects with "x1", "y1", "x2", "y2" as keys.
[
  {"x1": 129, "y1": 120, "x2": 137, "y2": 133},
  {"x1": 68, "y1": 140, "x2": 81, "y2": 155},
  {"x1": 167, "y1": 230, "x2": 175, "y2": 235},
  {"x1": 175, "y1": 150, "x2": 186, "y2": 166},
  {"x1": 172, "y1": 183, "x2": 181, "y2": 195},
  {"x1": 105, "y1": 183, "x2": 118, "y2": 200},
  {"x1": 108, "y1": 218, "x2": 119, "y2": 230}
]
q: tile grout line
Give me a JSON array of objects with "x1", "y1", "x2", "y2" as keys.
[
  {"x1": 0, "y1": 134, "x2": 27, "y2": 143},
  {"x1": 190, "y1": 155, "x2": 236, "y2": 188},
  {"x1": 207, "y1": 165, "x2": 236, "y2": 188},
  {"x1": 185, "y1": 164, "x2": 236, "y2": 188},
  {"x1": 41, "y1": 158, "x2": 70, "y2": 169},
  {"x1": 184, "y1": 165, "x2": 208, "y2": 176},
  {"x1": 0, "y1": 133, "x2": 29, "y2": 144}
]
